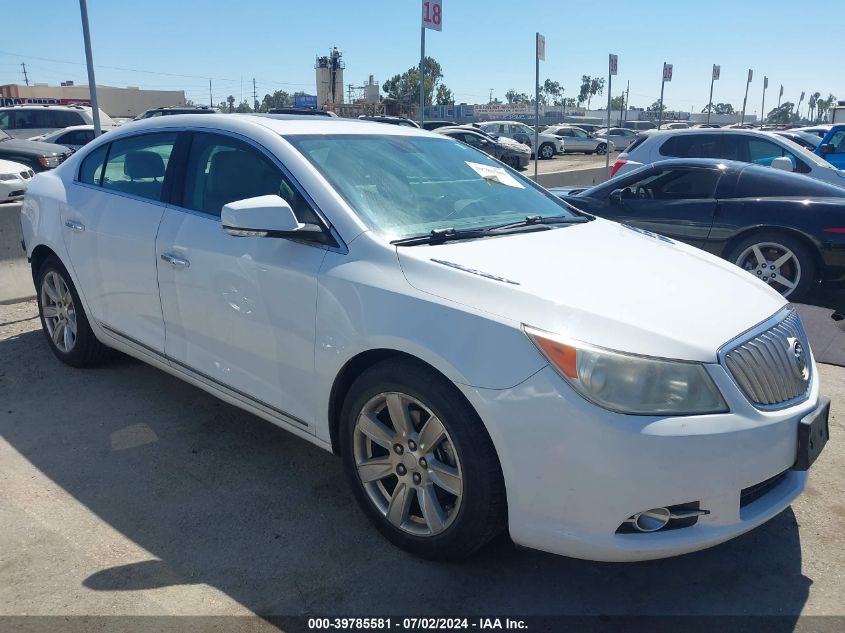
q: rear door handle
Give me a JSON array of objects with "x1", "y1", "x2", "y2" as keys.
[
  {"x1": 160, "y1": 252, "x2": 190, "y2": 269},
  {"x1": 64, "y1": 219, "x2": 85, "y2": 232}
]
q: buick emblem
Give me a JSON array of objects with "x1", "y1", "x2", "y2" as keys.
[{"x1": 788, "y1": 338, "x2": 809, "y2": 381}]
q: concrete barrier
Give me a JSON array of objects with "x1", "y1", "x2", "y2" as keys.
[
  {"x1": 0, "y1": 202, "x2": 34, "y2": 304},
  {"x1": 535, "y1": 166, "x2": 609, "y2": 189}
]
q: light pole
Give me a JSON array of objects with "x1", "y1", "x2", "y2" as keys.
[
  {"x1": 740, "y1": 69, "x2": 752, "y2": 126},
  {"x1": 707, "y1": 65, "x2": 719, "y2": 125},
  {"x1": 78, "y1": 0, "x2": 101, "y2": 135}
]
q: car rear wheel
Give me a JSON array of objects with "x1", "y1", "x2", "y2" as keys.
[
  {"x1": 595, "y1": 143, "x2": 608, "y2": 155},
  {"x1": 340, "y1": 360, "x2": 506, "y2": 560},
  {"x1": 36, "y1": 256, "x2": 110, "y2": 367},
  {"x1": 726, "y1": 232, "x2": 816, "y2": 301},
  {"x1": 539, "y1": 143, "x2": 555, "y2": 160}
]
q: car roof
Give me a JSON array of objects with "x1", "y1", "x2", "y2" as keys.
[
  {"x1": 87, "y1": 113, "x2": 437, "y2": 139},
  {"x1": 622, "y1": 158, "x2": 748, "y2": 172}
]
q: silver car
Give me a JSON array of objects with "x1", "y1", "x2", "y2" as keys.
[
  {"x1": 594, "y1": 127, "x2": 640, "y2": 151},
  {"x1": 544, "y1": 126, "x2": 614, "y2": 155}
]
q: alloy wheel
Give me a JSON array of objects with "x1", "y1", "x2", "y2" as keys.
[
  {"x1": 40, "y1": 270, "x2": 77, "y2": 353},
  {"x1": 353, "y1": 392, "x2": 463, "y2": 537},
  {"x1": 735, "y1": 241, "x2": 801, "y2": 297},
  {"x1": 540, "y1": 144, "x2": 554, "y2": 159},
  {"x1": 596, "y1": 143, "x2": 607, "y2": 155}
]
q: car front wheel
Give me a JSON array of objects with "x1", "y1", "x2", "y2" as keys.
[
  {"x1": 726, "y1": 232, "x2": 816, "y2": 300},
  {"x1": 539, "y1": 143, "x2": 555, "y2": 159},
  {"x1": 340, "y1": 360, "x2": 506, "y2": 560},
  {"x1": 595, "y1": 143, "x2": 607, "y2": 155}
]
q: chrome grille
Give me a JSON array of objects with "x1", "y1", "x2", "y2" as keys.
[{"x1": 722, "y1": 309, "x2": 811, "y2": 409}]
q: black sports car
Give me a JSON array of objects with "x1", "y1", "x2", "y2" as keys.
[{"x1": 551, "y1": 158, "x2": 845, "y2": 300}]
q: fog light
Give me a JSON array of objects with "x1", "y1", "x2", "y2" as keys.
[{"x1": 632, "y1": 507, "x2": 671, "y2": 532}]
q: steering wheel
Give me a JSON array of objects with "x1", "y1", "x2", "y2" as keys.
[{"x1": 635, "y1": 185, "x2": 653, "y2": 200}]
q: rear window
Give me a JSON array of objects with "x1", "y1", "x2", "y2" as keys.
[
  {"x1": 734, "y1": 166, "x2": 845, "y2": 198},
  {"x1": 623, "y1": 134, "x2": 648, "y2": 154},
  {"x1": 78, "y1": 144, "x2": 108, "y2": 186}
]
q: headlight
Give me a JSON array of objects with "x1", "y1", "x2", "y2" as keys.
[
  {"x1": 0, "y1": 173, "x2": 18, "y2": 181},
  {"x1": 524, "y1": 325, "x2": 728, "y2": 415}
]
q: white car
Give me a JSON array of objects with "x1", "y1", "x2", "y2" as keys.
[
  {"x1": 28, "y1": 124, "x2": 112, "y2": 150},
  {"x1": 477, "y1": 121, "x2": 564, "y2": 159},
  {"x1": 0, "y1": 105, "x2": 116, "y2": 140},
  {"x1": 543, "y1": 126, "x2": 614, "y2": 155},
  {"x1": 612, "y1": 128, "x2": 845, "y2": 188},
  {"x1": 0, "y1": 158, "x2": 34, "y2": 201},
  {"x1": 21, "y1": 115, "x2": 828, "y2": 562}
]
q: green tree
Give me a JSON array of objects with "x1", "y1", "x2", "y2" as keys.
[
  {"x1": 587, "y1": 78, "x2": 605, "y2": 109},
  {"x1": 808, "y1": 92, "x2": 820, "y2": 122},
  {"x1": 505, "y1": 89, "x2": 530, "y2": 104},
  {"x1": 260, "y1": 90, "x2": 292, "y2": 112},
  {"x1": 647, "y1": 100, "x2": 662, "y2": 112},
  {"x1": 435, "y1": 84, "x2": 454, "y2": 105},
  {"x1": 577, "y1": 76, "x2": 591, "y2": 106},
  {"x1": 382, "y1": 57, "x2": 452, "y2": 115},
  {"x1": 610, "y1": 94, "x2": 625, "y2": 110},
  {"x1": 234, "y1": 100, "x2": 253, "y2": 113},
  {"x1": 767, "y1": 102, "x2": 795, "y2": 125},
  {"x1": 226, "y1": 95, "x2": 235, "y2": 113},
  {"x1": 541, "y1": 79, "x2": 565, "y2": 106}
]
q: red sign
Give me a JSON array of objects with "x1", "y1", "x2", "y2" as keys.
[
  {"x1": 663, "y1": 63, "x2": 673, "y2": 82},
  {"x1": 422, "y1": 0, "x2": 442, "y2": 31}
]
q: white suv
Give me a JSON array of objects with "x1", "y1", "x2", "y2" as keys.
[
  {"x1": 20, "y1": 114, "x2": 828, "y2": 562},
  {"x1": 0, "y1": 105, "x2": 116, "y2": 140},
  {"x1": 612, "y1": 128, "x2": 845, "y2": 188},
  {"x1": 477, "y1": 121, "x2": 564, "y2": 159}
]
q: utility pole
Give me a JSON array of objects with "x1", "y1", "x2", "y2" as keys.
[
  {"x1": 606, "y1": 54, "x2": 617, "y2": 172},
  {"x1": 740, "y1": 69, "x2": 752, "y2": 126},
  {"x1": 78, "y1": 0, "x2": 101, "y2": 136},
  {"x1": 489, "y1": 88, "x2": 493, "y2": 104},
  {"x1": 760, "y1": 76, "x2": 768, "y2": 128},
  {"x1": 707, "y1": 65, "x2": 719, "y2": 125},
  {"x1": 624, "y1": 80, "x2": 629, "y2": 124},
  {"x1": 21, "y1": 62, "x2": 29, "y2": 86},
  {"x1": 252, "y1": 77, "x2": 258, "y2": 112},
  {"x1": 209, "y1": 79, "x2": 213, "y2": 109}
]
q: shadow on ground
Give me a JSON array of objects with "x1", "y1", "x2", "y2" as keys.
[{"x1": 0, "y1": 327, "x2": 814, "y2": 619}]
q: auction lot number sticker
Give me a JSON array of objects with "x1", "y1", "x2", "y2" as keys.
[{"x1": 308, "y1": 617, "x2": 528, "y2": 630}]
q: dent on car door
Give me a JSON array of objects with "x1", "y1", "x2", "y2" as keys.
[
  {"x1": 155, "y1": 131, "x2": 327, "y2": 430},
  {"x1": 63, "y1": 131, "x2": 179, "y2": 353},
  {"x1": 608, "y1": 168, "x2": 721, "y2": 247}
]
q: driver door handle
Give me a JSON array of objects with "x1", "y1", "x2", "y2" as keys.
[
  {"x1": 64, "y1": 219, "x2": 85, "y2": 232},
  {"x1": 160, "y1": 252, "x2": 190, "y2": 269}
]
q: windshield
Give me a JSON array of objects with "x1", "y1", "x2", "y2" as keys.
[
  {"x1": 287, "y1": 134, "x2": 575, "y2": 239},
  {"x1": 772, "y1": 134, "x2": 838, "y2": 171}
]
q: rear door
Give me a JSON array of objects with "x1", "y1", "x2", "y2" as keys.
[
  {"x1": 601, "y1": 166, "x2": 723, "y2": 246},
  {"x1": 63, "y1": 131, "x2": 179, "y2": 353}
]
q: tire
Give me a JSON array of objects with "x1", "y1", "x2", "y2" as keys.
[
  {"x1": 595, "y1": 143, "x2": 607, "y2": 155},
  {"x1": 539, "y1": 143, "x2": 555, "y2": 160},
  {"x1": 585, "y1": 151, "x2": 595, "y2": 155},
  {"x1": 36, "y1": 255, "x2": 110, "y2": 367},
  {"x1": 340, "y1": 359, "x2": 506, "y2": 560},
  {"x1": 724, "y1": 232, "x2": 816, "y2": 301}
]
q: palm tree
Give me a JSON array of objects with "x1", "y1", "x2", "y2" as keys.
[{"x1": 808, "y1": 92, "x2": 821, "y2": 122}]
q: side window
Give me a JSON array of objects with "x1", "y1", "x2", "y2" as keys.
[
  {"x1": 101, "y1": 133, "x2": 177, "y2": 201},
  {"x1": 746, "y1": 137, "x2": 809, "y2": 174},
  {"x1": 52, "y1": 110, "x2": 85, "y2": 127},
  {"x1": 828, "y1": 131, "x2": 845, "y2": 152},
  {"x1": 181, "y1": 133, "x2": 319, "y2": 223},
  {"x1": 660, "y1": 135, "x2": 720, "y2": 158},
  {"x1": 0, "y1": 111, "x2": 10, "y2": 129},
  {"x1": 625, "y1": 169, "x2": 720, "y2": 200},
  {"x1": 78, "y1": 144, "x2": 109, "y2": 185},
  {"x1": 60, "y1": 130, "x2": 91, "y2": 146}
]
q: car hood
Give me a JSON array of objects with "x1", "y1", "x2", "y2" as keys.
[
  {"x1": 0, "y1": 138, "x2": 70, "y2": 156},
  {"x1": 497, "y1": 137, "x2": 530, "y2": 152},
  {"x1": 396, "y1": 218, "x2": 785, "y2": 362}
]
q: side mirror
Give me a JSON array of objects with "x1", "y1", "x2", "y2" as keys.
[
  {"x1": 770, "y1": 156, "x2": 794, "y2": 172},
  {"x1": 221, "y1": 195, "x2": 325, "y2": 241},
  {"x1": 610, "y1": 188, "x2": 624, "y2": 204},
  {"x1": 819, "y1": 143, "x2": 834, "y2": 157}
]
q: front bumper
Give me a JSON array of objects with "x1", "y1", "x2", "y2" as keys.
[{"x1": 458, "y1": 359, "x2": 820, "y2": 562}]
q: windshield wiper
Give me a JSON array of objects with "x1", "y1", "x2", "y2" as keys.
[
  {"x1": 391, "y1": 215, "x2": 589, "y2": 246},
  {"x1": 488, "y1": 214, "x2": 590, "y2": 231}
]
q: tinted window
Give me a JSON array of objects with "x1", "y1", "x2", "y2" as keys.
[
  {"x1": 659, "y1": 134, "x2": 721, "y2": 158},
  {"x1": 624, "y1": 168, "x2": 721, "y2": 200},
  {"x1": 52, "y1": 111, "x2": 85, "y2": 127},
  {"x1": 101, "y1": 133, "x2": 177, "y2": 201},
  {"x1": 734, "y1": 166, "x2": 845, "y2": 198},
  {"x1": 828, "y1": 130, "x2": 845, "y2": 152},
  {"x1": 0, "y1": 111, "x2": 10, "y2": 129},
  {"x1": 181, "y1": 133, "x2": 318, "y2": 223},
  {"x1": 78, "y1": 144, "x2": 108, "y2": 185},
  {"x1": 60, "y1": 129, "x2": 94, "y2": 146}
]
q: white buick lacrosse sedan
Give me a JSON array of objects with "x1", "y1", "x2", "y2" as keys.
[{"x1": 20, "y1": 114, "x2": 829, "y2": 561}]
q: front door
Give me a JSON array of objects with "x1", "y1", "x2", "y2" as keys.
[
  {"x1": 155, "y1": 132, "x2": 327, "y2": 429},
  {"x1": 63, "y1": 131, "x2": 178, "y2": 353},
  {"x1": 601, "y1": 166, "x2": 723, "y2": 247}
]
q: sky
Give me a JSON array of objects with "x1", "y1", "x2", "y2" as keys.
[{"x1": 0, "y1": 0, "x2": 841, "y2": 115}]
